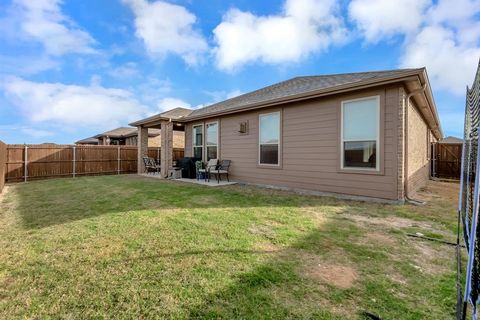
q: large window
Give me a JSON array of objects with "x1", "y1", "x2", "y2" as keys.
[
  {"x1": 259, "y1": 112, "x2": 280, "y2": 165},
  {"x1": 206, "y1": 122, "x2": 218, "y2": 160},
  {"x1": 341, "y1": 96, "x2": 379, "y2": 170},
  {"x1": 192, "y1": 124, "x2": 203, "y2": 160}
]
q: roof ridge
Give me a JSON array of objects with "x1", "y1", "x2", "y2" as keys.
[
  {"x1": 189, "y1": 68, "x2": 423, "y2": 116},
  {"x1": 296, "y1": 68, "x2": 423, "y2": 79}
]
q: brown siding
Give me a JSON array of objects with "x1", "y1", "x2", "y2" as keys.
[
  {"x1": 407, "y1": 100, "x2": 430, "y2": 195},
  {"x1": 185, "y1": 86, "x2": 402, "y2": 200}
]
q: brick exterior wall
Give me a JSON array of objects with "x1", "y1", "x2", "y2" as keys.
[
  {"x1": 160, "y1": 121, "x2": 174, "y2": 178},
  {"x1": 125, "y1": 132, "x2": 184, "y2": 148},
  {"x1": 397, "y1": 87, "x2": 406, "y2": 200},
  {"x1": 407, "y1": 99, "x2": 430, "y2": 196},
  {"x1": 137, "y1": 126, "x2": 148, "y2": 174}
]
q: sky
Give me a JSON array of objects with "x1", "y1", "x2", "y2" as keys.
[{"x1": 0, "y1": 0, "x2": 478, "y2": 144}]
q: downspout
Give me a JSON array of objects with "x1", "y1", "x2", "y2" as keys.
[{"x1": 404, "y1": 84, "x2": 427, "y2": 205}]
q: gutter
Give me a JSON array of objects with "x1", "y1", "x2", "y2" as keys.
[
  {"x1": 404, "y1": 84, "x2": 427, "y2": 205},
  {"x1": 419, "y1": 70, "x2": 443, "y2": 140}
]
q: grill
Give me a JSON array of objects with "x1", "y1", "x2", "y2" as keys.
[{"x1": 176, "y1": 157, "x2": 200, "y2": 179}]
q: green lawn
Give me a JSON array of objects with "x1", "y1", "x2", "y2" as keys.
[{"x1": 0, "y1": 175, "x2": 458, "y2": 319}]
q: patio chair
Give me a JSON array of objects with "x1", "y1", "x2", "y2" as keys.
[
  {"x1": 210, "y1": 160, "x2": 231, "y2": 183},
  {"x1": 197, "y1": 159, "x2": 218, "y2": 182},
  {"x1": 143, "y1": 156, "x2": 160, "y2": 175}
]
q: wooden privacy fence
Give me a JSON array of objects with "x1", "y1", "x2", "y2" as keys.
[
  {"x1": 5, "y1": 145, "x2": 184, "y2": 183},
  {"x1": 0, "y1": 141, "x2": 6, "y2": 192},
  {"x1": 431, "y1": 142, "x2": 462, "y2": 179}
]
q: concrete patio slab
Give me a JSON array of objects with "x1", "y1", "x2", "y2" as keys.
[{"x1": 140, "y1": 174, "x2": 237, "y2": 187}]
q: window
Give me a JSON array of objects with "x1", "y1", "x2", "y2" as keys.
[
  {"x1": 192, "y1": 124, "x2": 203, "y2": 160},
  {"x1": 341, "y1": 96, "x2": 379, "y2": 170},
  {"x1": 259, "y1": 112, "x2": 280, "y2": 165},
  {"x1": 206, "y1": 122, "x2": 218, "y2": 160}
]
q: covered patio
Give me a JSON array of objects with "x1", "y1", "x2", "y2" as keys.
[{"x1": 130, "y1": 107, "x2": 192, "y2": 177}]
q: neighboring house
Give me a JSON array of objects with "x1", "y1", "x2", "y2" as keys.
[
  {"x1": 75, "y1": 127, "x2": 185, "y2": 147},
  {"x1": 131, "y1": 68, "x2": 442, "y2": 201},
  {"x1": 438, "y1": 136, "x2": 463, "y2": 144},
  {"x1": 75, "y1": 137, "x2": 99, "y2": 145}
]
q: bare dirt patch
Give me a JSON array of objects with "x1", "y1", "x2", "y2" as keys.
[
  {"x1": 304, "y1": 263, "x2": 358, "y2": 289},
  {"x1": 358, "y1": 232, "x2": 396, "y2": 246},
  {"x1": 296, "y1": 251, "x2": 358, "y2": 289},
  {"x1": 339, "y1": 214, "x2": 432, "y2": 230},
  {"x1": 411, "y1": 241, "x2": 452, "y2": 275},
  {"x1": 413, "y1": 180, "x2": 459, "y2": 203}
]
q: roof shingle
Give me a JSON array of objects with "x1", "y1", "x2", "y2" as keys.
[{"x1": 186, "y1": 69, "x2": 421, "y2": 119}]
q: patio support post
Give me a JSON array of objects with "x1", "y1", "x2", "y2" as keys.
[
  {"x1": 160, "y1": 120, "x2": 173, "y2": 178},
  {"x1": 137, "y1": 126, "x2": 148, "y2": 174}
]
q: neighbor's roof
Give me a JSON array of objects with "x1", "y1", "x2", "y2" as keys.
[
  {"x1": 438, "y1": 136, "x2": 463, "y2": 144},
  {"x1": 75, "y1": 137, "x2": 99, "y2": 144},
  {"x1": 130, "y1": 107, "x2": 193, "y2": 126},
  {"x1": 94, "y1": 127, "x2": 136, "y2": 138},
  {"x1": 94, "y1": 127, "x2": 161, "y2": 138},
  {"x1": 122, "y1": 128, "x2": 161, "y2": 137}
]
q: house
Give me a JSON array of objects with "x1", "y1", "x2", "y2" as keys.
[
  {"x1": 75, "y1": 137, "x2": 99, "y2": 145},
  {"x1": 75, "y1": 127, "x2": 185, "y2": 147},
  {"x1": 438, "y1": 136, "x2": 463, "y2": 145},
  {"x1": 130, "y1": 68, "x2": 442, "y2": 201}
]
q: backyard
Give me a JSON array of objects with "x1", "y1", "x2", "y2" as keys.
[{"x1": 0, "y1": 175, "x2": 458, "y2": 319}]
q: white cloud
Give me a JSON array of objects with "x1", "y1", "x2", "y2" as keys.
[
  {"x1": 348, "y1": 0, "x2": 430, "y2": 42},
  {"x1": 426, "y1": 0, "x2": 480, "y2": 25},
  {"x1": 133, "y1": 77, "x2": 172, "y2": 106},
  {"x1": 2, "y1": 77, "x2": 146, "y2": 129},
  {"x1": 400, "y1": 0, "x2": 480, "y2": 95},
  {"x1": 8, "y1": 0, "x2": 96, "y2": 56},
  {"x1": 400, "y1": 25, "x2": 480, "y2": 95},
  {"x1": 157, "y1": 97, "x2": 191, "y2": 112},
  {"x1": 349, "y1": 0, "x2": 480, "y2": 96},
  {"x1": 21, "y1": 128, "x2": 54, "y2": 139},
  {"x1": 108, "y1": 62, "x2": 140, "y2": 78},
  {"x1": 0, "y1": 125, "x2": 54, "y2": 141},
  {"x1": 213, "y1": 0, "x2": 347, "y2": 71},
  {"x1": 124, "y1": 0, "x2": 208, "y2": 65},
  {"x1": 0, "y1": 54, "x2": 60, "y2": 75}
]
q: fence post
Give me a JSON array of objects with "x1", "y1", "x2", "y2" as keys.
[
  {"x1": 72, "y1": 146, "x2": 76, "y2": 178},
  {"x1": 24, "y1": 144, "x2": 28, "y2": 182},
  {"x1": 117, "y1": 146, "x2": 120, "y2": 175}
]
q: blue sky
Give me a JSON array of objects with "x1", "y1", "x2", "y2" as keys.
[{"x1": 0, "y1": 0, "x2": 478, "y2": 144}]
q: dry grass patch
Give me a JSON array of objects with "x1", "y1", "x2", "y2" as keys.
[{"x1": 412, "y1": 241, "x2": 452, "y2": 275}]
